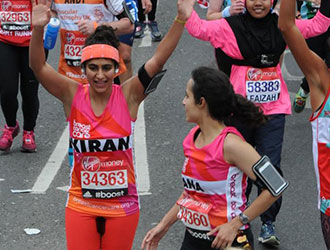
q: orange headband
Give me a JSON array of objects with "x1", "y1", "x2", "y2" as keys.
[
  {"x1": 81, "y1": 44, "x2": 126, "y2": 77},
  {"x1": 81, "y1": 44, "x2": 120, "y2": 64}
]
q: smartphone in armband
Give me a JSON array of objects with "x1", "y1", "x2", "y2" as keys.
[
  {"x1": 252, "y1": 156, "x2": 289, "y2": 197},
  {"x1": 144, "y1": 69, "x2": 167, "y2": 95}
]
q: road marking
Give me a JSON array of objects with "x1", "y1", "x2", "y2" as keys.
[
  {"x1": 134, "y1": 102, "x2": 151, "y2": 195},
  {"x1": 31, "y1": 125, "x2": 69, "y2": 194},
  {"x1": 32, "y1": 104, "x2": 151, "y2": 195},
  {"x1": 138, "y1": 28, "x2": 152, "y2": 48}
]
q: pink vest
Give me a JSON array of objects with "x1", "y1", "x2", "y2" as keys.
[
  {"x1": 177, "y1": 126, "x2": 248, "y2": 231},
  {"x1": 67, "y1": 84, "x2": 139, "y2": 217}
]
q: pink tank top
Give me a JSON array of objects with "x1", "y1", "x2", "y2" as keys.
[
  {"x1": 177, "y1": 126, "x2": 248, "y2": 231},
  {"x1": 66, "y1": 83, "x2": 139, "y2": 217}
]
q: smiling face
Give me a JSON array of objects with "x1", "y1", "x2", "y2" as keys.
[
  {"x1": 245, "y1": 0, "x2": 272, "y2": 18},
  {"x1": 85, "y1": 58, "x2": 116, "y2": 94}
]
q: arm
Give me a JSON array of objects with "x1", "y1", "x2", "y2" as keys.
[
  {"x1": 295, "y1": 0, "x2": 330, "y2": 38},
  {"x1": 29, "y1": 0, "x2": 77, "y2": 117},
  {"x1": 206, "y1": 0, "x2": 224, "y2": 20},
  {"x1": 279, "y1": 0, "x2": 330, "y2": 111},
  {"x1": 101, "y1": 17, "x2": 134, "y2": 35},
  {"x1": 207, "y1": 134, "x2": 279, "y2": 249},
  {"x1": 121, "y1": 0, "x2": 187, "y2": 120},
  {"x1": 185, "y1": 6, "x2": 228, "y2": 45},
  {"x1": 78, "y1": 0, "x2": 134, "y2": 37},
  {"x1": 141, "y1": 193, "x2": 183, "y2": 250},
  {"x1": 207, "y1": 0, "x2": 245, "y2": 20}
]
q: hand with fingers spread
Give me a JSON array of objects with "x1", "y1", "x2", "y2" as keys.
[
  {"x1": 177, "y1": 0, "x2": 195, "y2": 22},
  {"x1": 141, "y1": 0, "x2": 152, "y2": 14},
  {"x1": 141, "y1": 223, "x2": 169, "y2": 250},
  {"x1": 31, "y1": 0, "x2": 52, "y2": 30},
  {"x1": 77, "y1": 19, "x2": 96, "y2": 36}
]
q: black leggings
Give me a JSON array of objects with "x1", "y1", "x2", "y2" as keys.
[
  {"x1": 0, "y1": 42, "x2": 42, "y2": 131},
  {"x1": 300, "y1": 27, "x2": 330, "y2": 93},
  {"x1": 321, "y1": 212, "x2": 330, "y2": 250},
  {"x1": 137, "y1": 0, "x2": 158, "y2": 22}
]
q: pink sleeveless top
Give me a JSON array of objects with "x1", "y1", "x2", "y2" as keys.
[
  {"x1": 177, "y1": 126, "x2": 248, "y2": 231},
  {"x1": 66, "y1": 84, "x2": 139, "y2": 217}
]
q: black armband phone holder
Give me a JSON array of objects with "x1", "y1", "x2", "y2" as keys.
[
  {"x1": 252, "y1": 156, "x2": 289, "y2": 197},
  {"x1": 138, "y1": 63, "x2": 167, "y2": 95}
]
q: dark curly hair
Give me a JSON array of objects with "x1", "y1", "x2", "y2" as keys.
[
  {"x1": 191, "y1": 67, "x2": 267, "y2": 127},
  {"x1": 84, "y1": 25, "x2": 119, "y2": 48},
  {"x1": 82, "y1": 25, "x2": 120, "y2": 70}
]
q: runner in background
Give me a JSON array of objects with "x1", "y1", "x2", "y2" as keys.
[
  {"x1": 279, "y1": 0, "x2": 330, "y2": 247},
  {"x1": 292, "y1": 0, "x2": 330, "y2": 113},
  {"x1": 0, "y1": 0, "x2": 48, "y2": 152},
  {"x1": 30, "y1": 0, "x2": 186, "y2": 248},
  {"x1": 52, "y1": 0, "x2": 134, "y2": 84},
  {"x1": 181, "y1": 0, "x2": 330, "y2": 246},
  {"x1": 118, "y1": 0, "x2": 152, "y2": 83},
  {"x1": 135, "y1": 0, "x2": 162, "y2": 41}
]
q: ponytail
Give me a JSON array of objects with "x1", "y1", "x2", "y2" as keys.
[
  {"x1": 232, "y1": 94, "x2": 267, "y2": 127},
  {"x1": 191, "y1": 66, "x2": 266, "y2": 127}
]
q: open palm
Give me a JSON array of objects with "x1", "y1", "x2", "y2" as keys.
[{"x1": 31, "y1": 0, "x2": 52, "y2": 29}]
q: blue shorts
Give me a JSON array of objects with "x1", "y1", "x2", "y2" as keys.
[{"x1": 119, "y1": 24, "x2": 136, "y2": 47}]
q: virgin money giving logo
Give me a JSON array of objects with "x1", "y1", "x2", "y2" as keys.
[
  {"x1": 2, "y1": 1, "x2": 12, "y2": 11},
  {"x1": 247, "y1": 68, "x2": 262, "y2": 81},
  {"x1": 82, "y1": 156, "x2": 100, "y2": 172},
  {"x1": 66, "y1": 32, "x2": 76, "y2": 45}
]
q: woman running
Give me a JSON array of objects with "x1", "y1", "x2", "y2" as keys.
[
  {"x1": 176, "y1": 0, "x2": 330, "y2": 245},
  {"x1": 29, "y1": 0, "x2": 186, "y2": 249},
  {"x1": 279, "y1": 0, "x2": 330, "y2": 248},
  {"x1": 141, "y1": 66, "x2": 285, "y2": 250}
]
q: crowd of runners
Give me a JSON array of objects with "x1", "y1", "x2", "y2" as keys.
[{"x1": 0, "y1": 0, "x2": 329, "y2": 249}]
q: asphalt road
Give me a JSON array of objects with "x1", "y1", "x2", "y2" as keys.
[{"x1": 0, "y1": 1, "x2": 326, "y2": 249}]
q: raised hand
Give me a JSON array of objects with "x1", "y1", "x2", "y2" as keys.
[
  {"x1": 31, "y1": 0, "x2": 52, "y2": 29},
  {"x1": 229, "y1": 0, "x2": 245, "y2": 16},
  {"x1": 177, "y1": 0, "x2": 196, "y2": 21}
]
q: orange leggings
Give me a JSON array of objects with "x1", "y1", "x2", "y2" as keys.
[{"x1": 65, "y1": 207, "x2": 139, "y2": 250}]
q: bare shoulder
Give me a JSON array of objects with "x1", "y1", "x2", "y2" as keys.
[
  {"x1": 223, "y1": 132, "x2": 259, "y2": 167},
  {"x1": 223, "y1": 133, "x2": 246, "y2": 159}
]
